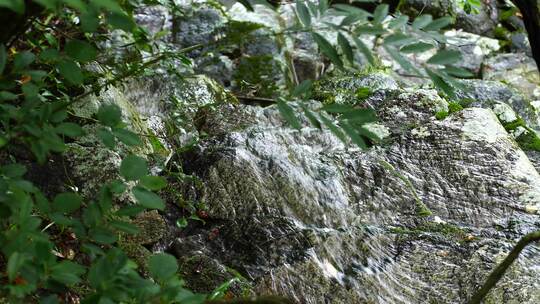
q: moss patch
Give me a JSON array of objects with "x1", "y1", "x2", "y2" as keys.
[{"x1": 501, "y1": 118, "x2": 540, "y2": 151}]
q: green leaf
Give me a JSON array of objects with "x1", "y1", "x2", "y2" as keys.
[
  {"x1": 296, "y1": 1, "x2": 311, "y2": 27},
  {"x1": 39, "y1": 48, "x2": 61, "y2": 62},
  {"x1": 13, "y1": 51, "x2": 35, "y2": 71},
  {"x1": 89, "y1": 227, "x2": 117, "y2": 244},
  {"x1": 384, "y1": 45, "x2": 420, "y2": 75},
  {"x1": 132, "y1": 186, "x2": 165, "y2": 210},
  {"x1": 312, "y1": 32, "x2": 343, "y2": 70},
  {"x1": 319, "y1": 113, "x2": 347, "y2": 142},
  {"x1": 388, "y1": 15, "x2": 409, "y2": 29},
  {"x1": 80, "y1": 11, "x2": 100, "y2": 32},
  {"x1": 97, "y1": 104, "x2": 122, "y2": 127},
  {"x1": 356, "y1": 24, "x2": 386, "y2": 35},
  {"x1": 97, "y1": 128, "x2": 116, "y2": 149},
  {"x1": 0, "y1": 0, "x2": 25, "y2": 14},
  {"x1": 427, "y1": 49, "x2": 462, "y2": 65},
  {"x1": 441, "y1": 65, "x2": 474, "y2": 78},
  {"x1": 332, "y1": 4, "x2": 370, "y2": 17},
  {"x1": 373, "y1": 4, "x2": 389, "y2": 24},
  {"x1": 352, "y1": 36, "x2": 375, "y2": 66},
  {"x1": 139, "y1": 175, "x2": 167, "y2": 191},
  {"x1": 1, "y1": 163, "x2": 26, "y2": 178},
  {"x1": 341, "y1": 121, "x2": 367, "y2": 149},
  {"x1": 64, "y1": 0, "x2": 86, "y2": 11},
  {"x1": 7, "y1": 252, "x2": 27, "y2": 281},
  {"x1": 112, "y1": 128, "x2": 142, "y2": 146},
  {"x1": 34, "y1": 0, "x2": 58, "y2": 10},
  {"x1": 412, "y1": 14, "x2": 433, "y2": 30},
  {"x1": 0, "y1": 91, "x2": 18, "y2": 101},
  {"x1": 90, "y1": 0, "x2": 123, "y2": 12},
  {"x1": 108, "y1": 180, "x2": 127, "y2": 194},
  {"x1": 209, "y1": 278, "x2": 240, "y2": 300},
  {"x1": 424, "y1": 16, "x2": 453, "y2": 31},
  {"x1": 318, "y1": 0, "x2": 328, "y2": 14},
  {"x1": 55, "y1": 122, "x2": 85, "y2": 138},
  {"x1": 50, "y1": 261, "x2": 85, "y2": 285},
  {"x1": 107, "y1": 12, "x2": 136, "y2": 32},
  {"x1": 56, "y1": 60, "x2": 83, "y2": 85},
  {"x1": 355, "y1": 87, "x2": 371, "y2": 100},
  {"x1": 120, "y1": 155, "x2": 148, "y2": 181},
  {"x1": 277, "y1": 99, "x2": 301, "y2": 130},
  {"x1": 337, "y1": 33, "x2": 354, "y2": 65},
  {"x1": 109, "y1": 220, "x2": 139, "y2": 234},
  {"x1": 0, "y1": 44, "x2": 6, "y2": 74},
  {"x1": 292, "y1": 80, "x2": 313, "y2": 98},
  {"x1": 400, "y1": 42, "x2": 435, "y2": 54},
  {"x1": 0, "y1": 135, "x2": 7, "y2": 148},
  {"x1": 340, "y1": 108, "x2": 377, "y2": 124},
  {"x1": 425, "y1": 67, "x2": 455, "y2": 99},
  {"x1": 300, "y1": 103, "x2": 321, "y2": 129},
  {"x1": 148, "y1": 253, "x2": 178, "y2": 281},
  {"x1": 384, "y1": 32, "x2": 414, "y2": 46},
  {"x1": 53, "y1": 192, "x2": 82, "y2": 214},
  {"x1": 65, "y1": 40, "x2": 97, "y2": 63},
  {"x1": 176, "y1": 217, "x2": 188, "y2": 228},
  {"x1": 115, "y1": 205, "x2": 145, "y2": 217}
]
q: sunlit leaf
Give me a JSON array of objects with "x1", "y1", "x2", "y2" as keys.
[
  {"x1": 373, "y1": 4, "x2": 389, "y2": 24},
  {"x1": 412, "y1": 14, "x2": 433, "y2": 30},
  {"x1": 427, "y1": 49, "x2": 462, "y2": 65},
  {"x1": 296, "y1": 1, "x2": 311, "y2": 27},
  {"x1": 424, "y1": 16, "x2": 453, "y2": 31},
  {"x1": 400, "y1": 42, "x2": 435, "y2": 53}
]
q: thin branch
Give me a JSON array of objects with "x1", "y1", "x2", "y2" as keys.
[{"x1": 468, "y1": 230, "x2": 540, "y2": 304}]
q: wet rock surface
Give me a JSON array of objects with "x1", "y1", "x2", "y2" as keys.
[
  {"x1": 88, "y1": 1, "x2": 540, "y2": 303},
  {"x1": 169, "y1": 79, "x2": 540, "y2": 303}
]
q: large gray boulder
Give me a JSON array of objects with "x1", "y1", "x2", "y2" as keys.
[
  {"x1": 482, "y1": 53, "x2": 540, "y2": 104},
  {"x1": 171, "y1": 77, "x2": 540, "y2": 303}
]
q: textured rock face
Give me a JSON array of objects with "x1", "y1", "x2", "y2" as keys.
[
  {"x1": 456, "y1": 80, "x2": 540, "y2": 131},
  {"x1": 173, "y1": 77, "x2": 540, "y2": 303},
  {"x1": 483, "y1": 53, "x2": 540, "y2": 103}
]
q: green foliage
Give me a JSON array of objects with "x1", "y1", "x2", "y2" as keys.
[
  {"x1": 279, "y1": 0, "x2": 471, "y2": 148},
  {"x1": 0, "y1": 0, "x2": 210, "y2": 302}
]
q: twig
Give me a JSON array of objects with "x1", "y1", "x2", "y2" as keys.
[{"x1": 468, "y1": 230, "x2": 540, "y2": 304}]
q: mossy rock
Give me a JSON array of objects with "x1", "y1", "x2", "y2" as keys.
[{"x1": 125, "y1": 210, "x2": 167, "y2": 245}]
